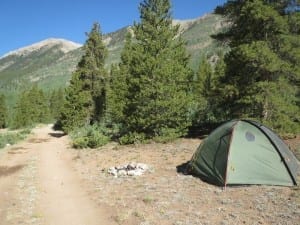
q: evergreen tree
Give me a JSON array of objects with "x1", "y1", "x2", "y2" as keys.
[
  {"x1": 13, "y1": 90, "x2": 31, "y2": 128},
  {"x1": 49, "y1": 88, "x2": 64, "y2": 120},
  {"x1": 195, "y1": 57, "x2": 214, "y2": 98},
  {"x1": 59, "y1": 74, "x2": 90, "y2": 132},
  {"x1": 214, "y1": 0, "x2": 300, "y2": 133},
  {"x1": 12, "y1": 86, "x2": 50, "y2": 128},
  {"x1": 191, "y1": 57, "x2": 212, "y2": 124},
  {"x1": 28, "y1": 85, "x2": 51, "y2": 123},
  {"x1": 192, "y1": 55, "x2": 227, "y2": 125},
  {"x1": 107, "y1": 33, "x2": 133, "y2": 125},
  {"x1": 121, "y1": 0, "x2": 193, "y2": 142},
  {"x1": 0, "y1": 94, "x2": 7, "y2": 128},
  {"x1": 59, "y1": 22, "x2": 108, "y2": 132},
  {"x1": 209, "y1": 55, "x2": 227, "y2": 120}
]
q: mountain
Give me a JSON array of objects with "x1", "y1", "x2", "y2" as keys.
[
  {"x1": 1, "y1": 38, "x2": 82, "y2": 59},
  {"x1": 0, "y1": 13, "x2": 227, "y2": 104},
  {"x1": 0, "y1": 38, "x2": 82, "y2": 91}
]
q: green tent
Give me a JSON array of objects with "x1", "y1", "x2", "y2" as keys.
[{"x1": 188, "y1": 120, "x2": 300, "y2": 186}]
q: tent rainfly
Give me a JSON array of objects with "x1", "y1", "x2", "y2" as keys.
[{"x1": 188, "y1": 120, "x2": 300, "y2": 186}]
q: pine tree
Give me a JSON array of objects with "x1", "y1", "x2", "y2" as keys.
[
  {"x1": 195, "y1": 57, "x2": 214, "y2": 98},
  {"x1": 0, "y1": 94, "x2": 7, "y2": 128},
  {"x1": 214, "y1": 0, "x2": 300, "y2": 133},
  {"x1": 192, "y1": 55, "x2": 227, "y2": 125},
  {"x1": 208, "y1": 55, "x2": 227, "y2": 121},
  {"x1": 13, "y1": 90, "x2": 31, "y2": 128},
  {"x1": 28, "y1": 85, "x2": 51, "y2": 123},
  {"x1": 106, "y1": 33, "x2": 133, "y2": 125},
  {"x1": 12, "y1": 86, "x2": 50, "y2": 128},
  {"x1": 121, "y1": 0, "x2": 193, "y2": 142},
  {"x1": 59, "y1": 22, "x2": 108, "y2": 132},
  {"x1": 191, "y1": 57, "x2": 212, "y2": 125},
  {"x1": 49, "y1": 88, "x2": 64, "y2": 120}
]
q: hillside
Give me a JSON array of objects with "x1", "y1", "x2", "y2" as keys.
[
  {"x1": 0, "y1": 39, "x2": 82, "y2": 91},
  {"x1": 0, "y1": 14, "x2": 226, "y2": 103}
]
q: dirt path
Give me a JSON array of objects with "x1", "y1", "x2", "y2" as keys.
[{"x1": 0, "y1": 125, "x2": 117, "y2": 225}]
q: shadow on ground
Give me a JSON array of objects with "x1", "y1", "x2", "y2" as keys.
[
  {"x1": 48, "y1": 132, "x2": 66, "y2": 138},
  {"x1": 0, "y1": 165, "x2": 26, "y2": 177},
  {"x1": 176, "y1": 161, "x2": 190, "y2": 174}
]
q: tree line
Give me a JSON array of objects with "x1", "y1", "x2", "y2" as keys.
[
  {"x1": 0, "y1": 0, "x2": 299, "y2": 146},
  {"x1": 0, "y1": 86, "x2": 64, "y2": 129}
]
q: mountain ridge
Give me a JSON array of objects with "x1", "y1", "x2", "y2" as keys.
[
  {"x1": 0, "y1": 13, "x2": 227, "y2": 105},
  {"x1": 0, "y1": 38, "x2": 82, "y2": 59},
  {"x1": 0, "y1": 14, "x2": 220, "y2": 58}
]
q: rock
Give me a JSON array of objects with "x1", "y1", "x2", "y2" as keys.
[
  {"x1": 127, "y1": 162, "x2": 137, "y2": 170},
  {"x1": 137, "y1": 163, "x2": 149, "y2": 170},
  {"x1": 108, "y1": 167, "x2": 118, "y2": 177},
  {"x1": 116, "y1": 165, "x2": 126, "y2": 170},
  {"x1": 107, "y1": 162, "x2": 151, "y2": 177},
  {"x1": 118, "y1": 170, "x2": 127, "y2": 177},
  {"x1": 140, "y1": 221, "x2": 150, "y2": 225},
  {"x1": 128, "y1": 169, "x2": 144, "y2": 176}
]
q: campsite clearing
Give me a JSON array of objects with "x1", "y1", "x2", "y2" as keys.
[{"x1": 0, "y1": 125, "x2": 299, "y2": 225}]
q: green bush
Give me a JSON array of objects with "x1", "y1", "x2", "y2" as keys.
[
  {"x1": 86, "y1": 128, "x2": 109, "y2": 148},
  {"x1": 0, "y1": 129, "x2": 31, "y2": 149},
  {"x1": 119, "y1": 132, "x2": 147, "y2": 145},
  {"x1": 72, "y1": 136, "x2": 89, "y2": 149},
  {"x1": 153, "y1": 128, "x2": 181, "y2": 143},
  {"x1": 0, "y1": 135, "x2": 10, "y2": 148},
  {"x1": 70, "y1": 125, "x2": 109, "y2": 149},
  {"x1": 119, "y1": 128, "x2": 182, "y2": 145}
]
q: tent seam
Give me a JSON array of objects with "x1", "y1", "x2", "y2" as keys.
[{"x1": 224, "y1": 120, "x2": 238, "y2": 188}]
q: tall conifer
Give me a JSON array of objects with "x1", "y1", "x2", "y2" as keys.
[
  {"x1": 59, "y1": 22, "x2": 108, "y2": 132},
  {"x1": 12, "y1": 86, "x2": 50, "y2": 128},
  {"x1": 107, "y1": 33, "x2": 133, "y2": 125},
  {"x1": 49, "y1": 88, "x2": 64, "y2": 120},
  {"x1": 214, "y1": 0, "x2": 300, "y2": 133},
  {"x1": 0, "y1": 94, "x2": 7, "y2": 128},
  {"x1": 191, "y1": 57, "x2": 213, "y2": 124},
  {"x1": 121, "y1": 0, "x2": 193, "y2": 142}
]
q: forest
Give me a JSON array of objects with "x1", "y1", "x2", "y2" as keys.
[{"x1": 0, "y1": 0, "x2": 299, "y2": 148}]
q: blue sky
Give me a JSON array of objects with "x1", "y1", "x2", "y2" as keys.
[{"x1": 0, "y1": 0, "x2": 227, "y2": 56}]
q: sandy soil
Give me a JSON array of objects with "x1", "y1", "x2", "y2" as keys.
[
  {"x1": 0, "y1": 125, "x2": 117, "y2": 225},
  {"x1": 0, "y1": 125, "x2": 299, "y2": 225}
]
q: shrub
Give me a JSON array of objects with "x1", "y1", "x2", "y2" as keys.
[
  {"x1": 153, "y1": 128, "x2": 181, "y2": 143},
  {"x1": 119, "y1": 132, "x2": 147, "y2": 145},
  {"x1": 72, "y1": 136, "x2": 89, "y2": 149},
  {"x1": 0, "y1": 129, "x2": 31, "y2": 149},
  {"x1": 70, "y1": 125, "x2": 109, "y2": 149}
]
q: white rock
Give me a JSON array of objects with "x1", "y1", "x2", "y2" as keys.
[
  {"x1": 116, "y1": 165, "x2": 126, "y2": 170},
  {"x1": 108, "y1": 167, "x2": 118, "y2": 177},
  {"x1": 137, "y1": 163, "x2": 149, "y2": 171},
  {"x1": 127, "y1": 162, "x2": 137, "y2": 170},
  {"x1": 108, "y1": 162, "x2": 151, "y2": 177},
  {"x1": 128, "y1": 169, "x2": 144, "y2": 176},
  {"x1": 118, "y1": 170, "x2": 127, "y2": 177}
]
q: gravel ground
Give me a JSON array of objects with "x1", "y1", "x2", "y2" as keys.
[{"x1": 71, "y1": 138, "x2": 300, "y2": 225}]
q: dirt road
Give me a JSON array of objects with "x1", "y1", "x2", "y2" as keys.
[{"x1": 0, "y1": 125, "x2": 117, "y2": 225}]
